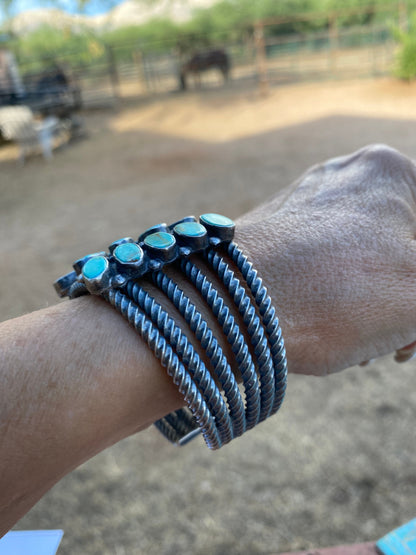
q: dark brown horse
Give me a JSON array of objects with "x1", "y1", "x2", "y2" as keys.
[
  {"x1": 23, "y1": 65, "x2": 82, "y2": 117},
  {"x1": 179, "y1": 49, "x2": 230, "y2": 90}
]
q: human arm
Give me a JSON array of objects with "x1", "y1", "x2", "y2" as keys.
[
  {"x1": 239, "y1": 143, "x2": 416, "y2": 373},
  {"x1": 1, "y1": 144, "x2": 416, "y2": 535}
]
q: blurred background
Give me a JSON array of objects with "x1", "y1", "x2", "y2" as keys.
[{"x1": 1, "y1": 0, "x2": 416, "y2": 554}]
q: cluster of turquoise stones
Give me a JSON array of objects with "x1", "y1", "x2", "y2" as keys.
[
  {"x1": 54, "y1": 212, "x2": 288, "y2": 450},
  {"x1": 54, "y1": 214, "x2": 235, "y2": 299}
]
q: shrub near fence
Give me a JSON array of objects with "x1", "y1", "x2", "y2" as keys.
[
  {"x1": 11, "y1": 18, "x2": 401, "y2": 110},
  {"x1": 17, "y1": 42, "x2": 121, "y2": 109}
]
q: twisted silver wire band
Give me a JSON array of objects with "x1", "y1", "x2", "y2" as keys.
[
  {"x1": 155, "y1": 408, "x2": 200, "y2": 445},
  {"x1": 123, "y1": 280, "x2": 233, "y2": 445},
  {"x1": 205, "y1": 248, "x2": 275, "y2": 422},
  {"x1": 154, "y1": 411, "x2": 192, "y2": 444},
  {"x1": 180, "y1": 258, "x2": 262, "y2": 430},
  {"x1": 54, "y1": 214, "x2": 287, "y2": 449},
  {"x1": 105, "y1": 288, "x2": 222, "y2": 449},
  {"x1": 226, "y1": 242, "x2": 287, "y2": 413},
  {"x1": 152, "y1": 270, "x2": 246, "y2": 438}
]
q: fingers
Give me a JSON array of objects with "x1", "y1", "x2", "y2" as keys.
[
  {"x1": 395, "y1": 340, "x2": 416, "y2": 363},
  {"x1": 360, "y1": 340, "x2": 416, "y2": 367}
]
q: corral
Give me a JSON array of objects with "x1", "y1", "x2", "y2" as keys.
[
  {"x1": 1, "y1": 75, "x2": 415, "y2": 554},
  {"x1": 4, "y1": 3, "x2": 401, "y2": 112}
]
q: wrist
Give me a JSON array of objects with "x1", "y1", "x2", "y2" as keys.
[
  {"x1": 0, "y1": 299, "x2": 186, "y2": 534},
  {"x1": 51, "y1": 214, "x2": 287, "y2": 449},
  {"x1": 235, "y1": 217, "x2": 330, "y2": 376}
]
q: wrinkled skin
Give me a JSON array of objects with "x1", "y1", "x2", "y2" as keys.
[
  {"x1": 2, "y1": 144, "x2": 416, "y2": 534},
  {"x1": 237, "y1": 144, "x2": 416, "y2": 375}
]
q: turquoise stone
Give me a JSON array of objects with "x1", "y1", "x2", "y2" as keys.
[
  {"x1": 200, "y1": 213, "x2": 234, "y2": 228},
  {"x1": 114, "y1": 242, "x2": 143, "y2": 264},
  {"x1": 82, "y1": 256, "x2": 108, "y2": 280},
  {"x1": 174, "y1": 222, "x2": 206, "y2": 237},
  {"x1": 144, "y1": 231, "x2": 176, "y2": 250}
]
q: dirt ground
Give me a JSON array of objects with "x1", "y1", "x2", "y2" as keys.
[{"x1": 1, "y1": 78, "x2": 416, "y2": 555}]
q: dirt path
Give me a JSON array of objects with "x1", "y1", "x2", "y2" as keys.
[{"x1": 2, "y1": 78, "x2": 416, "y2": 554}]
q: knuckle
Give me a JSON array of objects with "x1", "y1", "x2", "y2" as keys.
[
  {"x1": 354, "y1": 144, "x2": 416, "y2": 191},
  {"x1": 360, "y1": 143, "x2": 398, "y2": 157},
  {"x1": 320, "y1": 144, "x2": 408, "y2": 174},
  {"x1": 360, "y1": 143, "x2": 410, "y2": 169}
]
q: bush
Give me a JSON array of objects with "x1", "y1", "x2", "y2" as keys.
[
  {"x1": 12, "y1": 25, "x2": 105, "y2": 73},
  {"x1": 4, "y1": 0, "x2": 410, "y2": 74},
  {"x1": 103, "y1": 19, "x2": 180, "y2": 57},
  {"x1": 395, "y1": 33, "x2": 416, "y2": 80},
  {"x1": 394, "y1": 11, "x2": 416, "y2": 80}
]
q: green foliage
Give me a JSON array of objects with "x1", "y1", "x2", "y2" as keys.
[
  {"x1": 3, "y1": 0, "x2": 406, "y2": 70},
  {"x1": 103, "y1": 18, "x2": 180, "y2": 56},
  {"x1": 174, "y1": 0, "x2": 399, "y2": 47},
  {"x1": 11, "y1": 25, "x2": 105, "y2": 72},
  {"x1": 395, "y1": 11, "x2": 416, "y2": 80},
  {"x1": 395, "y1": 34, "x2": 416, "y2": 79}
]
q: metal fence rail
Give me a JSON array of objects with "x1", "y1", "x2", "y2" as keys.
[
  {"x1": 11, "y1": 21, "x2": 399, "y2": 112},
  {"x1": 262, "y1": 24, "x2": 395, "y2": 84}
]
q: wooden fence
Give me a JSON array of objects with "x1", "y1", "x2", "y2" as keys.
[{"x1": 13, "y1": 14, "x2": 404, "y2": 110}]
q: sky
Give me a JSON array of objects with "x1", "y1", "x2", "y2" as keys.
[{"x1": 5, "y1": 0, "x2": 124, "y2": 18}]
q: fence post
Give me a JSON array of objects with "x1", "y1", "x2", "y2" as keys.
[
  {"x1": 254, "y1": 21, "x2": 269, "y2": 96},
  {"x1": 133, "y1": 50, "x2": 147, "y2": 94},
  {"x1": 106, "y1": 44, "x2": 120, "y2": 101},
  {"x1": 328, "y1": 13, "x2": 338, "y2": 74},
  {"x1": 398, "y1": 0, "x2": 408, "y2": 32}
]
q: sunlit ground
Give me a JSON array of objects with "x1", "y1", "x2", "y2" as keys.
[
  {"x1": 113, "y1": 78, "x2": 416, "y2": 141},
  {"x1": 1, "y1": 77, "x2": 415, "y2": 555}
]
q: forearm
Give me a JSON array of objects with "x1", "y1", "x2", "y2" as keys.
[
  {"x1": 3, "y1": 142, "x2": 416, "y2": 534},
  {"x1": 0, "y1": 296, "x2": 184, "y2": 535},
  {"x1": 0, "y1": 228, "x2": 291, "y2": 534}
]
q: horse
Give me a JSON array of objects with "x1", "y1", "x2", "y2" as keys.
[
  {"x1": 23, "y1": 65, "x2": 82, "y2": 117},
  {"x1": 179, "y1": 49, "x2": 230, "y2": 90}
]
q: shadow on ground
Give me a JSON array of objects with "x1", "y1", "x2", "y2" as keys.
[{"x1": 1, "y1": 109, "x2": 415, "y2": 554}]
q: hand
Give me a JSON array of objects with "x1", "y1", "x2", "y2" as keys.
[{"x1": 237, "y1": 144, "x2": 416, "y2": 375}]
